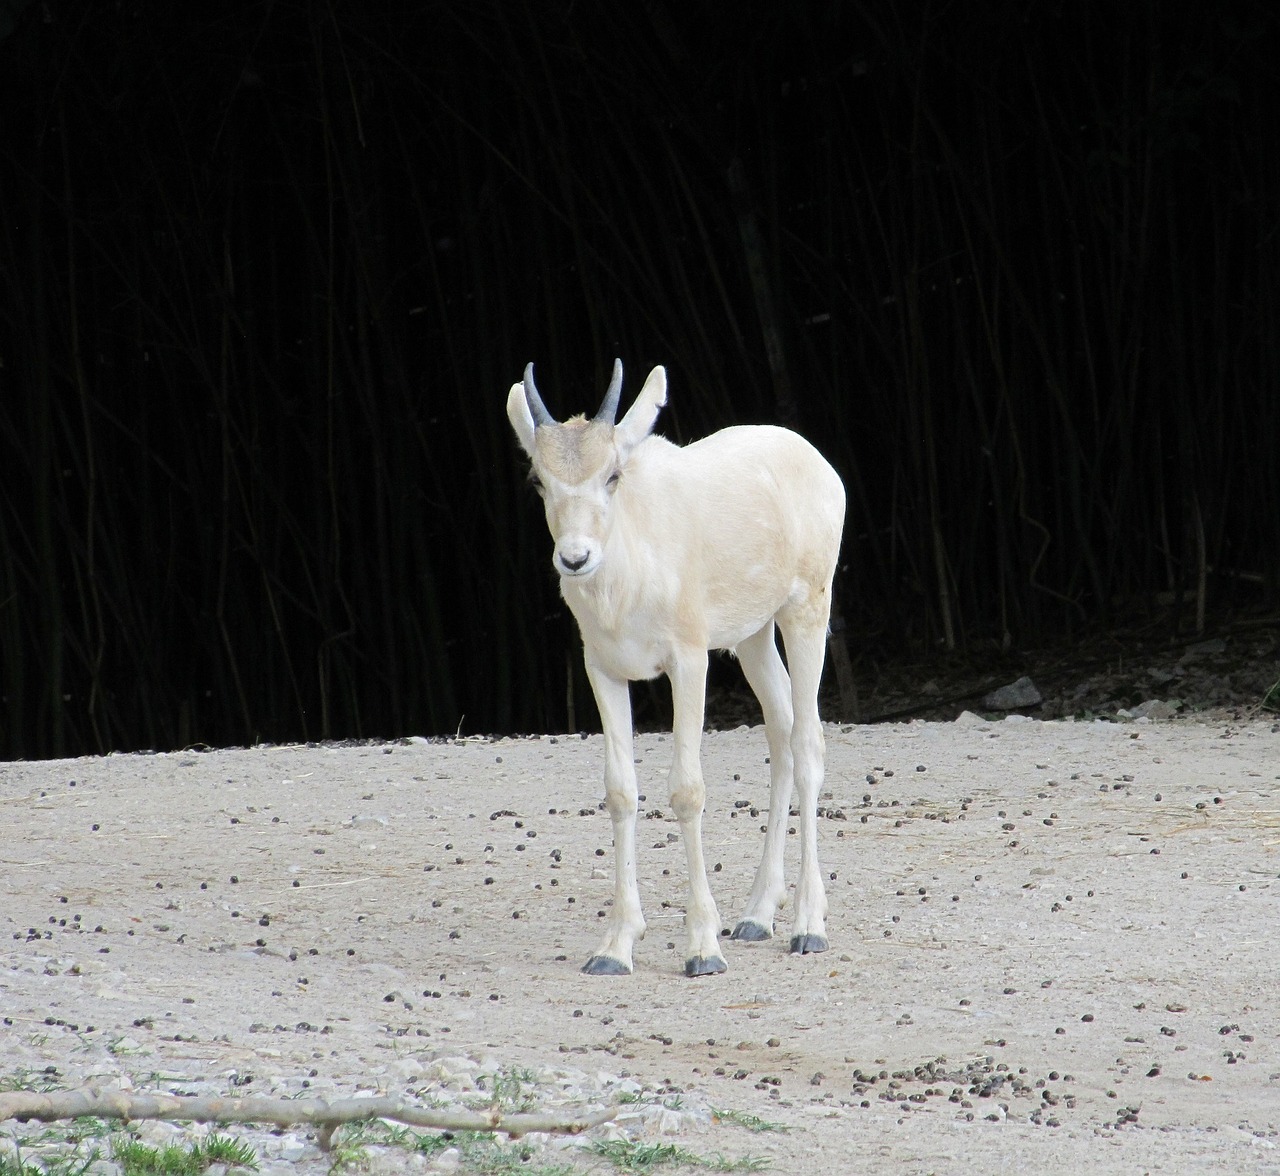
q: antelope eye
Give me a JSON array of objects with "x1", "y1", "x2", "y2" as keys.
[
  {"x1": 528, "y1": 472, "x2": 543, "y2": 492},
  {"x1": 606, "y1": 470, "x2": 621, "y2": 488}
]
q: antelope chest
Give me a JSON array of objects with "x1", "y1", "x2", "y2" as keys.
[{"x1": 564, "y1": 594, "x2": 674, "y2": 683}]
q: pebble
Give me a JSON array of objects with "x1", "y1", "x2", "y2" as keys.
[{"x1": 351, "y1": 814, "x2": 390, "y2": 829}]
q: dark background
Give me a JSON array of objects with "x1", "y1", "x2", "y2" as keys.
[{"x1": 1, "y1": 1, "x2": 1276, "y2": 760}]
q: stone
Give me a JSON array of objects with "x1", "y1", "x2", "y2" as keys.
[{"x1": 982, "y1": 677, "x2": 1043, "y2": 710}]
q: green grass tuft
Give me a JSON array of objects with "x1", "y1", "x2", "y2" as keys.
[{"x1": 111, "y1": 1133, "x2": 258, "y2": 1176}]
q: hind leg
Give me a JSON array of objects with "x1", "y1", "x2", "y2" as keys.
[
  {"x1": 730, "y1": 621, "x2": 795, "y2": 942},
  {"x1": 777, "y1": 608, "x2": 831, "y2": 955}
]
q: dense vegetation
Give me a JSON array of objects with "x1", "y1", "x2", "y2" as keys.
[{"x1": 1, "y1": 1, "x2": 1275, "y2": 758}]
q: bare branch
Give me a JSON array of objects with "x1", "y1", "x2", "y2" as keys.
[{"x1": 0, "y1": 1088, "x2": 616, "y2": 1147}]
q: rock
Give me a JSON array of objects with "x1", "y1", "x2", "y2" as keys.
[
  {"x1": 982, "y1": 677, "x2": 1043, "y2": 710},
  {"x1": 1182, "y1": 638, "x2": 1227, "y2": 660},
  {"x1": 1117, "y1": 699, "x2": 1182, "y2": 721},
  {"x1": 268, "y1": 1133, "x2": 312, "y2": 1162},
  {"x1": 425, "y1": 1055, "x2": 480, "y2": 1088},
  {"x1": 134, "y1": 1120, "x2": 185, "y2": 1147},
  {"x1": 391, "y1": 1056, "x2": 425, "y2": 1082},
  {"x1": 84, "y1": 1162, "x2": 124, "y2": 1176},
  {"x1": 361, "y1": 1145, "x2": 417, "y2": 1174}
]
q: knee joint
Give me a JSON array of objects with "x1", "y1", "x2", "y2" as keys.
[
  {"x1": 669, "y1": 783, "x2": 705, "y2": 821},
  {"x1": 604, "y1": 789, "x2": 637, "y2": 820}
]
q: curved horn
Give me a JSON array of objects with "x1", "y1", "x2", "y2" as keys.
[
  {"x1": 523, "y1": 362, "x2": 556, "y2": 427},
  {"x1": 594, "y1": 358, "x2": 623, "y2": 424}
]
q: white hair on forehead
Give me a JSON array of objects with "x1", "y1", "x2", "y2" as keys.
[{"x1": 533, "y1": 418, "x2": 615, "y2": 484}]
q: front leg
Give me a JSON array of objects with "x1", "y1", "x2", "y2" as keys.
[
  {"x1": 581, "y1": 662, "x2": 646, "y2": 975},
  {"x1": 668, "y1": 647, "x2": 727, "y2": 977}
]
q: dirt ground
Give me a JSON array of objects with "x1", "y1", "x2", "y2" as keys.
[{"x1": 3, "y1": 714, "x2": 1280, "y2": 1173}]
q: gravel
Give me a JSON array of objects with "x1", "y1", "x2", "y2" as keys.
[{"x1": 3, "y1": 715, "x2": 1280, "y2": 1173}]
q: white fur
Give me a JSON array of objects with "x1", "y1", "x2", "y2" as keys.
[{"x1": 507, "y1": 362, "x2": 846, "y2": 976}]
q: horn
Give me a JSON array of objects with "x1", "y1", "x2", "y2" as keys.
[
  {"x1": 523, "y1": 362, "x2": 556, "y2": 427},
  {"x1": 594, "y1": 358, "x2": 623, "y2": 424}
]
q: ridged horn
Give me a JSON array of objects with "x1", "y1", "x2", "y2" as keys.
[
  {"x1": 523, "y1": 362, "x2": 556, "y2": 427},
  {"x1": 593, "y1": 358, "x2": 623, "y2": 425}
]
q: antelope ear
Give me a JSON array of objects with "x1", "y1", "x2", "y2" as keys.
[
  {"x1": 506, "y1": 382, "x2": 537, "y2": 457},
  {"x1": 616, "y1": 366, "x2": 666, "y2": 456}
]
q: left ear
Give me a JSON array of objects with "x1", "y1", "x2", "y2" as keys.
[
  {"x1": 506, "y1": 382, "x2": 537, "y2": 457},
  {"x1": 616, "y1": 366, "x2": 667, "y2": 457}
]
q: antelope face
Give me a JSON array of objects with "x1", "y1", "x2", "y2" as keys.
[
  {"x1": 506, "y1": 358, "x2": 666, "y2": 581},
  {"x1": 528, "y1": 418, "x2": 622, "y2": 579}
]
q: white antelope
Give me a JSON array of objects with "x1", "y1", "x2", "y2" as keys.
[{"x1": 507, "y1": 359, "x2": 845, "y2": 977}]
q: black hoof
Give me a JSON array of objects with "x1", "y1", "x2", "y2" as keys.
[
  {"x1": 582, "y1": 954, "x2": 632, "y2": 976},
  {"x1": 789, "y1": 933, "x2": 829, "y2": 955},
  {"x1": 730, "y1": 920, "x2": 773, "y2": 942},
  {"x1": 684, "y1": 954, "x2": 728, "y2": 977}
]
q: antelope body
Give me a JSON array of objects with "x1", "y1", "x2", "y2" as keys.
[{"x1": 506, "y1": 360, "x2": 845, "y2": 976}]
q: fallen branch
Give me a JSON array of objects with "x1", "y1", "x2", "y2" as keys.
[{"x1": 0, "y1": 1088, "x2": 616, "y2": 1148}]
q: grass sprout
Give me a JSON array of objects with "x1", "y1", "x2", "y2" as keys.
[
  {"x1": 0, "y1": 1142, "x2": 103, "y2": 1176},
  {"x1": 330, "y1": 1121, "x2": 573, "y2": 1176},
  {"x1": 586, "y1": 1139, "x2": 770, "y2": 1172},
  {"x1": 710, "y1": 1108, "x2": 789, "y2": 1133},
  {"x1": 475, "y1": 1067, "x2": 541, "y2": 1113},
  {"x1": 0, "y1": 1072, "x2": 61, "y2": 1095}
]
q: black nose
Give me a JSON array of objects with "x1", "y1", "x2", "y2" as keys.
[{"x1": 561, "y1": 553, "x2": 589, "y2": 572}]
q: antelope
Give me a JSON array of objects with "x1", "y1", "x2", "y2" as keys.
[{"x1": 506, "y1": 359, "x2": 845, "y2": 976}]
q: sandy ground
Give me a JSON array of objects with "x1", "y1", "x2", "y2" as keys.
[{"x1": 3, "y1": 715, "x2": 1280, "y2": 1174}]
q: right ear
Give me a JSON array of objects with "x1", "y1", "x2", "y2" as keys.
[
  {"x1": 506, "y1": 383, "x2": 537, "y2": 457},
  {"x1": 616, "y1": 365, "x2": 667, "y2": 456}
]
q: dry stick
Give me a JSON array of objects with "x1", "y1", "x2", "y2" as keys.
[
  {"x1": 0, "y1": 1089, "x2": 616, "y2": 1150},
  {"x1": 566, "y1": 648, "x2": 577, "y2": 734},
  {"x1": 1191, "y1": 491, "x2": 1207, "y2": 637},
  {"x1": 826, "y1": 618, "x2": 860, "y2": 725},
  {"x1": 726, "y1": 157, "x2": 796, "y2": 427},
  {"x1": 725, "y1": 155, "x2": 859, "y2": 719}
]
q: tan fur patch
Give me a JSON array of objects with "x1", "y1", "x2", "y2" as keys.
[{"x1": 534, "y1": 418, "x2": 615, "y2": 485}]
